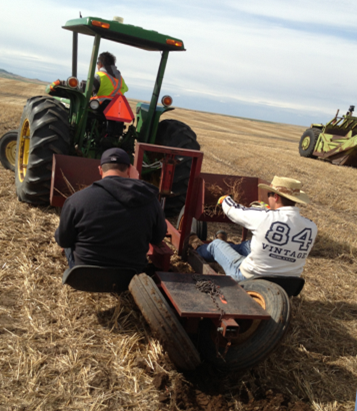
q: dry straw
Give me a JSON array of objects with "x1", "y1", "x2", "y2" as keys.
[{"x1": 205, "y1": 178, "x2": 244, "y2": 217}]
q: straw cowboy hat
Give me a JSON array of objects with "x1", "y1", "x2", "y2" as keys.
[{"x1": 258, "y1": 176, "x2": 310, "y2": 204}]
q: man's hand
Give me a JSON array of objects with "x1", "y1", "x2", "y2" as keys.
[{"x1": 217, "y1": 195, "x2": 229, "y2": 205}]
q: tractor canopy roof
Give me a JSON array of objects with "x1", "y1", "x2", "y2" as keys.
[{"x1": 63, "y1": 16, "x2": 185, "y2": 52}]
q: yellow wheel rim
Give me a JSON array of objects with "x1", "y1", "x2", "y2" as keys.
[
  {"x1": 6, "y1": 140, "x2": 17, "y2": 167},
  {"x1": 17, "y1": 119, "x2": 30, "y2": 182},
  {"x1": 232, "y1": 291, "x2": 266, "y2": 344},
  {"x1": 178, "y1": 215, "x2": 184, "y2": 231},
  {"x1": 301, "y1": 136, "x2": 310, "y2": 150},
  {"x1": 247, "y1": 291, "x2": 266, "y2": 310}
]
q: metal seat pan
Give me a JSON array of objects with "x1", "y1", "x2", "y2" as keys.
[{"x1": 62, "y1": 265, "x2": 137, "y2": 293}]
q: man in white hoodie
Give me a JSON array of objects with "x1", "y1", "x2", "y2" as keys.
[{"x1": 193, "y1": 176, "x2": 317, "y2": 282}]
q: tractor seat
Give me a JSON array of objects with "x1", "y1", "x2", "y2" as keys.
[
  {"x1": 240, "y1": 275, "x2": 305, "y2": 297},
  {"x1": 62, "y1": 265, "x2": 137, "y2": 293}
]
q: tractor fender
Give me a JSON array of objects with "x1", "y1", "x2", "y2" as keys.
[
  {"x1": 136, "y1": 102, "x2": 174, "y2": 142},
  {"x1": 311, "y1": 123, "x2": 324, "y2": 129},
  {"x1": 46, "y1": 84, "x2": 87, "y2": 110}
]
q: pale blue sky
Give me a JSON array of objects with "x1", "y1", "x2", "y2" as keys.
[{"x1": 1, "y1": 0, "x2": 357, "y2": 126}]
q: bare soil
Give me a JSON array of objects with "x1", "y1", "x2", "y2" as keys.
[{"x1": 1, "y1": 78, "x2": 356, "y2": 411}]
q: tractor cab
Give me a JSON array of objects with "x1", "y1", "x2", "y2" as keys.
[{"x1": 47, "y1": 15, "x2": 186, "y2": 157}]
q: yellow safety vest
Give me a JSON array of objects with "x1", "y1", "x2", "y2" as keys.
[{"x1": 92, "y1": 71, "x2": 128, "y2": 103}]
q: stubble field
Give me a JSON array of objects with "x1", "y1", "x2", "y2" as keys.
[{"x1": 0, "y1": 77, "x2": 357, "y2": 411}]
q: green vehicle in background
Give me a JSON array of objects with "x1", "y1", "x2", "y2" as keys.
[
  {"x1": 0, "y1": 16, "x2": 199, "y2": 214},
  {"x1": 299, "y1": 105, "x2": 357, "y2": 166}
]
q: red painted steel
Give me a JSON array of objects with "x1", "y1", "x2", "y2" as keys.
[
  {"x1": 134, "y1": 143, "x2": 203, "y2": 255},
  {"x1": 159, "y1": 156, "x2": 176, "y2": 196},
  {"x1": 50, "y1": 155, "x2": 101, "y2": 207},
  {"x1": 166, "y1": 219, "x2": 181, "y2": 251},
  {"x1": 220, "y1": 318, "x2": 240, "y2": 338},
  {"x1": 50, "y1": 154, "x2": 139, "y2": 207},
  {"x1": 147, "y1": 242, "x2": 173, "y2": 271},
  {"x1": 155, "y1": 272, "x2": 270, "y2": 320}
]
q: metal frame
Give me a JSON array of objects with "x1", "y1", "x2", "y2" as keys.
[
  {"x1": 133, "y1": 143, "x2": 271, "y2": 340},
  {"x1": 134, "y1": 142, "x2": 204, "y2": 254},
  {"x1": 154, "y1": 271, "x2": 269, "y2": 336},
  {"x1": 55, "y1": 143, "x2": 274, "y2": 344}
]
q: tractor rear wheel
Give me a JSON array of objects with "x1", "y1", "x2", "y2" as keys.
[
  {"x1": 15, "y1": 96, "x2": 70, "y2": 205},
  {"x1": 299, "y1": 127, "x2": 320, "y2": 158},
  {"x1": 0, "y1": 130, "x2": 17, "y2": 171},
  {"x1": 177, "y1": 205, "x2": 207, "y2": 241},
  {"x1": 129, "y1": 273, "x2": 201, "y2": 370},
  {"x1": 156, "y1": 119, "x2": 200, "y2": 215},
  {"x1": 198, "y1": 279, "x2": 290, "y2": 371}
]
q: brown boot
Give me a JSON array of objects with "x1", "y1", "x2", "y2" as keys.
[
  {"x1": 182, "y1": 233, "x2": 204, "y2": 261},
  {"x1": 215, "y1": 230, "x2": 228, "y2": 242}
]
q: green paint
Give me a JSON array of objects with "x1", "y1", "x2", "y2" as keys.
[
  {"x1": 299, "y1": 107, "x2": 357, "y2": 166},
  {"x1": 44, "y1": 16, "x2": 185, "y2": 159}
]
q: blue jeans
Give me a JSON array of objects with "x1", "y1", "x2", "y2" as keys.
[
  {"x1": 64, "y1": 248, "x2": 75, "y2": 269},
  {"x1": 197, "y1": 239, "x2": 251, "y2": 282}
]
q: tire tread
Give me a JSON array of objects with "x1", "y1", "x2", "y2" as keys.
[{"x1": 15, "y1": 96, "x2": 70, "y2": 205}]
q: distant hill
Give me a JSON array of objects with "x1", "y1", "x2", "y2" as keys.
[{"x1": 0, "y1": 69, "x2": 46, "y2": 85}]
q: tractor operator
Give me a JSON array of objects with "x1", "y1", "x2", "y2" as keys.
[
  {"x1": 91, "y1": 52, "x2": 129, "y2": 146},
  {"x1": 92, "y1": 51, "x2": 129, "y2": 102},
  {"x1": 54, "y1": 148, "x2": 167, "y2": 273},
  {"x1": 186, "y1": 176, "x2": 317, "y2": 282}
]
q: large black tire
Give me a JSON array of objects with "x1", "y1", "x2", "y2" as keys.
[
  {"x1": 0, "y1": 130, "x2": 17, "y2": 171},
  {"x1": 299, "y1": 127, "x2": 320, "y2": 158},
  {"x1": 129, "y1": 273, "x2": 201, "y2": 370},
  {"x1": 198, "y1": 279, "x2": 290, "y2": 371},
  {"x1": 176, "y1": 205, "x2": 207, "y2": 241},
  {"x1": 156, "y1": 119, "x2": 200, "y2": 215},
  {"x1": 15, "y1": 96, "x2": 71, "y2": 205}
]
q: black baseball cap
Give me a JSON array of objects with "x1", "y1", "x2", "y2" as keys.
[{"x1": 100, "y1": 148, "x2": 131, "y2": 166}]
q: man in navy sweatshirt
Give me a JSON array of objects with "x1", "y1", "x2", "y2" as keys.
[{"x1": 55, "y1": 148, "x2": 167, "y2": 273}]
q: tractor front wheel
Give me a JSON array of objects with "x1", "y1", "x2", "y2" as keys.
[
  {"x1": 156, "y1": 119, "x2": 200, "y2": 215},
  {"x1": 198, "y1": 279, "x2": 290, "y2": 371},
  {"x1": 299, "y1": 127, "x2": 320, "y2": 158},
  {"x1": 0, "y1": 130, "x2": 17, "y2": 171},
  {"x1": 15, "y1": 96, "x2": 70, "y2": 205}
]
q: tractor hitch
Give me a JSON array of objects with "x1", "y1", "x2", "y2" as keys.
[{"x1": 215, "y1": 318, "x2": 240, "y2": 339}]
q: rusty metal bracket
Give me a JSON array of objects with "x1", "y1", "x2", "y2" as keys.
[{"x1": 216, "y1": 317, "x2": 240, "y2": 338}]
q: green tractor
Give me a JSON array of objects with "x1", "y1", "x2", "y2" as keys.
[
  {"x1": 0, "y1": 16, "x2": 199, "y2": 214},
  {"x1": 299, "y1": 105, "x2": 357, "y2": 166}
]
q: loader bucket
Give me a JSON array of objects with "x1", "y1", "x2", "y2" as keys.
[{"x1": 50, "y1": 154, "x2": 139, "y2": 207}]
